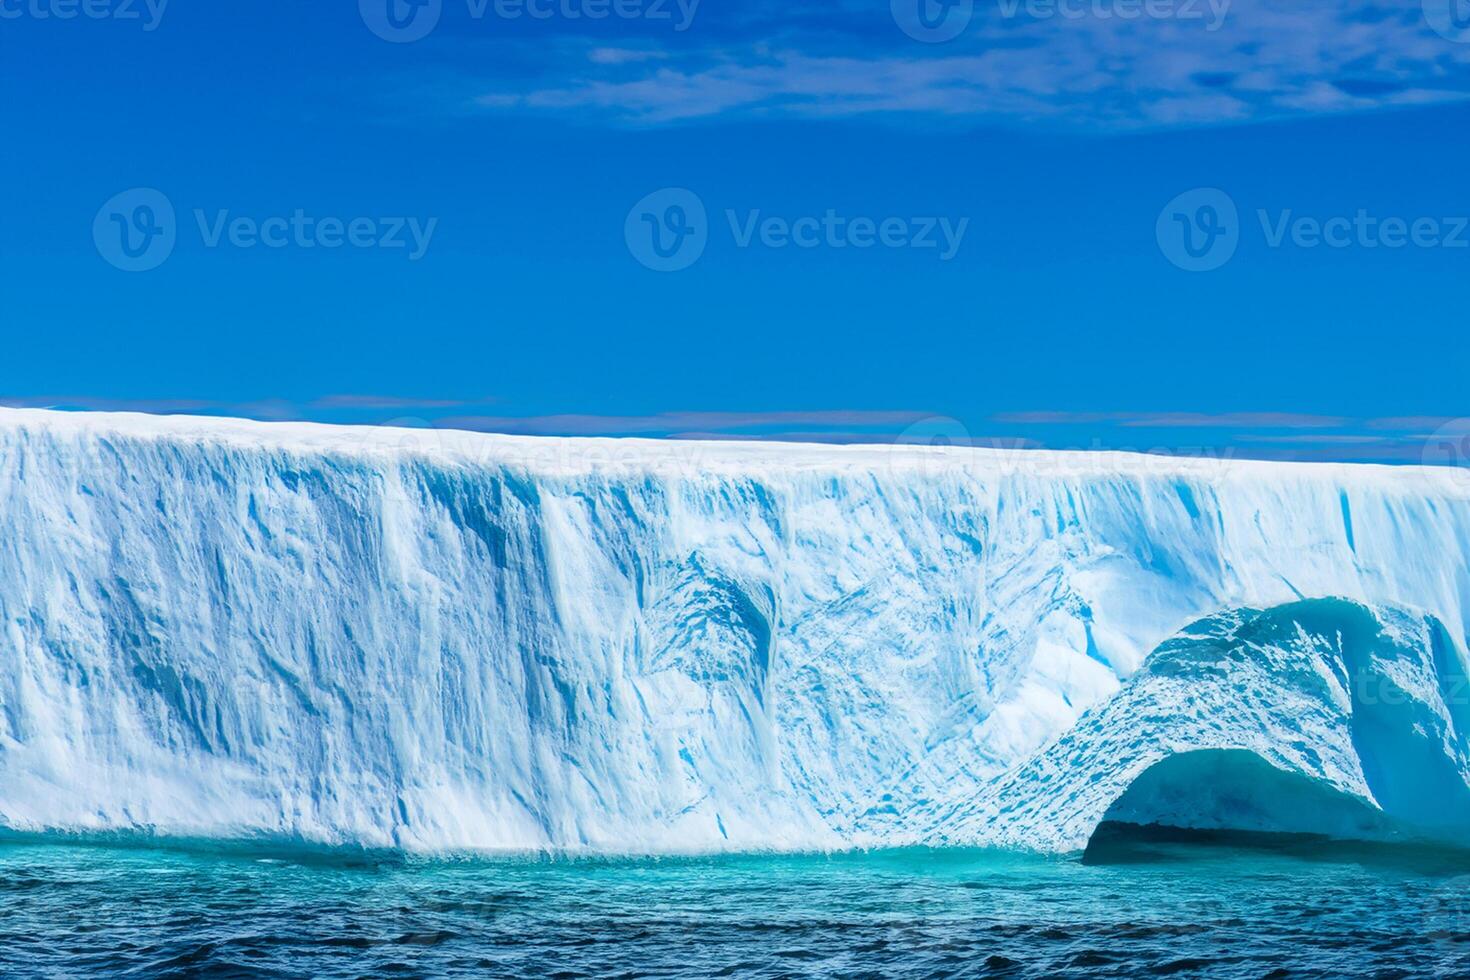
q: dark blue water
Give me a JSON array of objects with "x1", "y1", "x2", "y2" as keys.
[{"x1": 1, "y1": 835, "x2": 1468, "y2": 978}]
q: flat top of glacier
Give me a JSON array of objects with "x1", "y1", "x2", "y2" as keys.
[{"x1": 0, "y1": 407, "x2": 1458, "y2": 488}]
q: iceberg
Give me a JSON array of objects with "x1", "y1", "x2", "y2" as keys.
[{"x1": 0, "y1": 408, "x2": 1467, "y2": 854}]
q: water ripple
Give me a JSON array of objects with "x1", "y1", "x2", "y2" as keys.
[{"x1": 0, "y1": 840, "x2": 1467, "y2": 978}]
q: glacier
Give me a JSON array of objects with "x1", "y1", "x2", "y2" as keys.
[{"x1": 0, "y1": 407, "x2": 1468, "y2": 855}]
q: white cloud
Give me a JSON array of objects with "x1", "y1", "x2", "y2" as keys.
[
  {"x1": 587, "y1": 47, "x2": 670, "y2": 65},
  {"x1": 465, "y1": 0, "x2": 1470, "y2": 129}
]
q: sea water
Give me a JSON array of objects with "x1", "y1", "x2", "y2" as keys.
[{"x1": 2, "y1": 837, "x2": 1469, "y2": 978}]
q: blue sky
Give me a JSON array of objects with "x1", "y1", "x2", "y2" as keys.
[{"x1": 2, "y1": 0, "x2": 1469, "y2": 462}]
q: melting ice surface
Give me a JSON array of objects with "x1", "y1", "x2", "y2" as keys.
[{"x1": 1, "y1": 408, "x2": 1469, "y2": 855}]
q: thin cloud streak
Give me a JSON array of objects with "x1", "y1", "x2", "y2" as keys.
[
  {"x1": 0, "y1": 395, "x2": 223, "y2": 414},
  {"x1": 311, "y1": 395, "x2": 486, "y2": 411},
  {"x1": 1, "y1": 393, "x2": 500, "y2": 419},
  {"x1": 436, "y1": 410, "x2": 935, "y2": 436},
  {"x1": 667, "y1": 430, "x2": 1043, "y2": 447},
  {"x1": 464, "y1": 0, "x2": 1470, "y2": 130},
  {"x1": 993, "y1": 410, "x2": 1353, "y2": 428},
  {"x1": 1366, "y1": 416, "x2": 1470, "y2": 431},
  {"x1": 0, "y1": 395, "x2": 304, "y2": 420},
  {"x1": 1242, "y1": 434, "x2": 1389, "y2": 444}
]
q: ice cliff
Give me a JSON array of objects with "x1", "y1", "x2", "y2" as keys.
[{"x1": 0, "y1": 408, "x2": 1468, "y2": 854}]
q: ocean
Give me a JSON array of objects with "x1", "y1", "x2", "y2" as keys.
[{"x1": 2, "y1": 834, "x2": 1468, "y2": 978}]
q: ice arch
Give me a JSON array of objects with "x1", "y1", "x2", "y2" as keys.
[
  {"x1": 922, "y1": 599, "x2": 1470, "y2": 854},
  {"x1": 1081, "y1": 749, "x2": 1403, "y2": 860}
]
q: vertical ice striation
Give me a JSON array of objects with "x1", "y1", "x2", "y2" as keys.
[{"x1": 0, "y1": 408, "x2": 1467, "y2": 853}]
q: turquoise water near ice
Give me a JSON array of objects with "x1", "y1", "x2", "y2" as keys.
[{"x1": 3, "y1": 836, "x2": 1470, "y2": 978}]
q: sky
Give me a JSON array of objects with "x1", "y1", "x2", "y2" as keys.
[{"x1": 2, "y1": 0, "x2": 1469, "y2": 463}]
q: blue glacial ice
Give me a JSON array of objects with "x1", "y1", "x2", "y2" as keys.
[
  {"x1": 0, "y1": 408, "x2": 1468, "y2": 855},
  {"x1": 923, "y1": 598, "x2": 1470, "y2": 852}
]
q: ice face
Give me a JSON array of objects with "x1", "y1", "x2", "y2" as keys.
[{"x1": 0, "y1": 409, "x2": 1467, "y2": 854}]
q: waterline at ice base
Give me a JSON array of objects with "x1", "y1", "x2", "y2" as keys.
[{"x1": 1, "y1": 408, "x2": 1468, "y2": 859}]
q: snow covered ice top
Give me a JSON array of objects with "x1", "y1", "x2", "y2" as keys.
[{"x1": 0, "y1": 407, "x2": 1467, "y2": 854}]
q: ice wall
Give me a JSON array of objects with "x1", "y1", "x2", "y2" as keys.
[{"x1": 0, "y1": 409, "x2": 1467, "y2": 853}]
